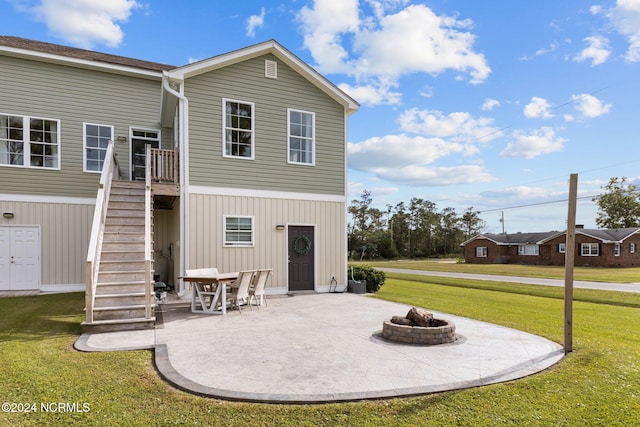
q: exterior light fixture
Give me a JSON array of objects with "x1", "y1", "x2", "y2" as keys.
[
  {"x1": 3, "y1": 212, "x2": 15, "y2": 219},
  {"x1": 275, "y1": 224, "x2": 285, "y2": 230}
]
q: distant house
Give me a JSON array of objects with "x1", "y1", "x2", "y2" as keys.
[
  {"x1": 461, "y1": 226, "x2": 640, "y2": 267},
  {"x1": 0, "y1": 36, "x2": 359, "y2": 331}
]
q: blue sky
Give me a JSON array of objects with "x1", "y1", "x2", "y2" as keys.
[{"x1": 3, "y1": 0, "x2": 640, "y2": 233}]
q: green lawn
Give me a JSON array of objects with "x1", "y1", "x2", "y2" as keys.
[
  {"x1": 1, "y1": 281, "x2": 639, "y2": 426},
  {"x1": 362, "y1": 259, "x2": 640, "y2": 283}
]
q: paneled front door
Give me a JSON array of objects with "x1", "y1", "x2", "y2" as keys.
[
  {"x1": 288, "y1": 226, "x2": 315, "y2": 291},
  {"x1": 0, "y1": 226, "x2": 40, "y2": 291}
]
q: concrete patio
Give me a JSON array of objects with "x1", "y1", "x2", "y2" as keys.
[{"x1": 75, "y1": 292, "x2": 564, "y2": 403}]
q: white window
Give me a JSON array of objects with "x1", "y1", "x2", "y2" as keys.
[
  {"x1": 0, "y1": 114, "x2": 59, "y2": 169},
  {"x1": 84, "y1": 123, "x2": 113, "y2": 172},
  {"x1": 518, "y1": 244, "x2": 539, "y2": 255},
  {"x1": 558, "y1": 243, "x2": 566, "y2": 253},
  {"x1": 631, "y1": 243, "x2": 636, "y2": 254},
  {"x1": 223, "y1": 99, "x2": 254, "y2": 159},
  {"x1": 288, "y1": 109, "x2": 315, "y2": 165},
  {"x1": 224, "y1": 216, "x2": 254, "y2": 246},
  {"x1": 581, "y1": 243, "x2": 599, "y2": 256},
  {"x1": 614, "y1": 243, "x2": 621, "y2": 256},
  {"x1": 476, "y1": 247, "x2": 487, "y2": 257}
]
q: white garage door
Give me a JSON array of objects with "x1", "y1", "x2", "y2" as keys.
[{"x1": 0, "y1": 226, "x2": 40, "y2": 291}]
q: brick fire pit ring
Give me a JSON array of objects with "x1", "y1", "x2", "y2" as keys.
[{"x1": 382, "y1": 318, "x2": 456, "y2": 345}]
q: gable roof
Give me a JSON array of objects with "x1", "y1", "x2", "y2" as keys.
[
  {"x1": 463, "y1": 227, "x2": 640, "y2": 246},
  {"x1": 0, "y1": 35, "x2": 174, "y2": 78},
  {"x1": 165, "y1": 39, "x2": 359, "y2": 115}
]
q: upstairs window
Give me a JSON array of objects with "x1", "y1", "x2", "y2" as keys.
[
  {"x1": 224, "y1": 216, "x2": 254, "y2": 247},
  {"x1": 223, "y1": 99, "x2": 254, "y2": 159},
  {"x1": 0, "y1": 114, "x2": 59, "y2": 169},
  {"x1": 476, "y1": 247, "x2": 487, "y2": 257},
  {"x1": 84, "y1": 123, "x2": 113, "y2": 172},
  {"x1": 581, "y1": 243, "x2": 599, "y2": 256},
  {"x1": 288, "y1": 109, "x2": 315, "y2": 165}
]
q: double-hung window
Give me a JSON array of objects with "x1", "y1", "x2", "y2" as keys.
[
  {"x1": 614, "y1": 243, "x2": 621, "y2": 256},
  {"x1": 84, "y1": 123, "x2": 113, "y2": 172},
  {"x1": 581, "y1": 243, "x2": 599, "y2": 256},
  {"x1": 0, "y1": 114, "x2": 59, "y2": 169},
  {"x1": 224, "y1": 216, "x2": 254, "y2": 246},
  {"x1": 223, "y1": 99, "x2": 254, "y2": 159},
  {"x1": 288, "y1": 109, "x2": 315, "y2": 165},
  {"x1": 631, "y1": 243, "x2": 637, "y2": 254},
  {"x1": 476, "y1": 247, "x2": 487, "y2": 257},
  {"x1": 558, "y1": 243, "x2": 566, "y2": 253}
]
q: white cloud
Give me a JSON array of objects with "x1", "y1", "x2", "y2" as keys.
[
  {"x1": 573, "y1": 35, "x2": 611, "y2": 66},
  {"x1": 482, "y1": 98, "x2": 500, "y2": 111},
  {"x1": 348, "y1": 134, "x2": 464, "y2": 170},
  {"x1": 523, "y1": 97, "x2": 554, "y2": 119},
  {"x1": 374, "y1": 165, "x2": 495, "y2": 186},
  {"x1": 570, "y1": 93, "x2": 612, "y2": 118},
  {"x1": 607, "y1": 0, "x2": 640, "y2": 62},
  {"x1": 21, "y1": 0, "x2": 139, "y2": 49},
  {"x1": 246, "y1": 7, "x2": 266, "y2": 38},
  {"x1": 297, "y1": 0, "x2": 490, "y2": 105},
  {"x1": 398, "y1": 108, "x2": 502, "y2": 143},
  {"x1": 338, "y1": 80, "x2": 402, "y2": 106},
  {"x1": 500, "y1": 127, "x2": 566, "y2": 159}
]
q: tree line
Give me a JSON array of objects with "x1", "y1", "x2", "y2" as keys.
[
  {"x1": 349, "y1": 177, "x2": 640, "y2": 260},
  {"x1": 348, "y1": 190, "x2": 485, "y2": 260}
]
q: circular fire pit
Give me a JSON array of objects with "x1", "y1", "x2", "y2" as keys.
[{"x1": 381, "y1": 308, "x2": 456, "y2": 345}]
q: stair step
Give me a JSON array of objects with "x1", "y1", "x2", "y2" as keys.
[
  {"x1": 97, "y1": 281, "x2": 147, "y2": 294},
  {"x1": 102, "y1": 241, "x2": 145, "y2": 250},
  {"x1": 94, "y1": 292, "x2": 147, "y2": 306},
  {"x1": 99, "y1": 270, "x2": 147, "y2": 282},
  {"x1": 109, "y1": 194, "x2": 144, "y2": 203},
  {"x1": 106, "y1": 217, "x2": 145, "y2": 226},
  {"x1": 103, "y1": 232, "x2": 145, "y2": 242},
  {"x1": 99, "y1": 261, "x2": 146, "y2": 272},
  {"x1": 108, "y1": 209, "x2": 145, "y2": 217},
  {"x1": 81, "y1": 317, "x2": 155, "y2": 333},
  {"x1": 101, "y1": 251, "x2": 147, "y2": 261}
]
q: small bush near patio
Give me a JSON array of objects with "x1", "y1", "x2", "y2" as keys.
[{"x1": 348, "y1": 263, "x2": 386, "y2": 292}]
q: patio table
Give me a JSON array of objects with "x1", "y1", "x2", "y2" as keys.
[{"x1": 181, "y1": 272, "x2": 238, "y2": 314}]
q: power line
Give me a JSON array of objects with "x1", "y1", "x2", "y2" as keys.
[{"x1": 478, "y1": 195, "x2": 598, "y2": 214}]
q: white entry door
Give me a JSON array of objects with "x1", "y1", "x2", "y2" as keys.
[{"x1": 0, "y1": 226, "x2": 40, "y2": 291}]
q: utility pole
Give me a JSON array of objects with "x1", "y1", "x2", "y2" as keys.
[
  {"x1": 499, "y1": 211, "x2": 505, "y2": 234},
  {"x1": 564, "y1": 173, "x2": 578, "y2": 354}
]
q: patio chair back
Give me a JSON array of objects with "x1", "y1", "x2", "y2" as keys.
[
  {"x1": 249, "y1": 269, "x2": 271, "y2": 307},
  {"x1": 231, "y1": 270, "x2": 255, "y2": 310}
]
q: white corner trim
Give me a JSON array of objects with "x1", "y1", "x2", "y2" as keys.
[
  {"x1": 0, "y1": 194, "x2": 96, "y2": 205},
  {"x1": 188, "y1": 186, "x2": 346, "y2": 203}
]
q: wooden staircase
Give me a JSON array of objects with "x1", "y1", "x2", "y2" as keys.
[{"x1": 83, "y1": 180, "x2": 155, "y2": 332}]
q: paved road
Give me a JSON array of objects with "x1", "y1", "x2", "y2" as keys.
[{"x1": 379, "y1": 268, "x2": 640, "y2": 293}]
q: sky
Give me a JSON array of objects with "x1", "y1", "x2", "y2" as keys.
[{"x1": 2, "y1": 0, "x2": 640, "y2": 234}]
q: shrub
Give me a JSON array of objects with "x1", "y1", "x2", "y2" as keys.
[{"x1": 348, "y1": 264, "x2": 386, "y2": 293}]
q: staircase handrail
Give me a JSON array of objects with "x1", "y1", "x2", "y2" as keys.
[
  {"x1": 85, "y1": 141, "x2": 121, "y2": 324},
  {"x1": 144, "y1": 144, "x2": 153, "y2": 319}
]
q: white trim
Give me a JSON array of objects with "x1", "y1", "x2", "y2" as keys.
[
  {"x1": 83, "y1": 123, "x2": 113, "y2": 173},
  {"x1": 287, "y1": 108, "x2": 315, "y2": 166},
  {"x1": 128, "y1": 126, "x2": 161, "y2": 180},
  {"x1": 0, "y1": 45, "x2": 164, "y2": 80},
  {"x1": 40, "y1": 284, "x2": 85, "y2": 293},
  {"x1": 188, "y1": 185, "x2": 346, "y2": 203},
  {"x1": 0, "y1": 113, "x2": 61, "y2": 170},
  {"x1": 222, "y1": 98, "x2": 255, "y2": 160},
  {"x1": 0, "y1": 194, "x2": 95, "y2": 205}
]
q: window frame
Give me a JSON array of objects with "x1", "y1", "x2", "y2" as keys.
[
  {"x1": 518, "y1": 244, "x2": 539, "y2": 256},
  {"x1": 558, "y1": 243, "x2": 566, "y2": 253},
  {"x1": 476, "y1": 246, "x2": 488, "y2": 257},
  {"x1": 287, "y1": 108, "x2": 315, "y2": 166},
  {"x1": 83, "y1": 123, "x2": 114, "y2": 173},
  {"x1": 0, "y1": 113, "x2": 60, "y2": 170},
  {"x1": 581, "y1": 243, "x2": 599, "y2": 256},
  {"x1": 631, "y1": 243, "x2": 636, "y2": 254},
  {"x1": 223, "y1": 215, "x2": 255, "y2": 247},
  {"x1": 614, "y1": 242, "x2": 621, "y2": 256},
  {"x1": 222, "y1": 98, "x2": 255, "y2": 160}
]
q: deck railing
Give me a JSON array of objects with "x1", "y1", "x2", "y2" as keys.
[
  {"x1": 144, "y1": 144, "x2": 154, "y2": 319},
  {"x1": 150, "y1": 148, "x2": 178, "y2": 184},
  {"x1": 85, "y1": 141, "x2": 121, "y2": 324}
]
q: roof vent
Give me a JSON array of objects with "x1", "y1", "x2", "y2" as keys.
[{"x1": 265, "y1": 60, "x2": 277, "y2": 79}]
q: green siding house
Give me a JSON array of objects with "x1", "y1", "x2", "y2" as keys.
[{"x1": 0, "y1": 36, "x2": 358, "y2": 330}]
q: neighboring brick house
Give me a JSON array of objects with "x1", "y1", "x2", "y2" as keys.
[{"x1": 461, "y1": 227, "x2": 640, "y2": 267}]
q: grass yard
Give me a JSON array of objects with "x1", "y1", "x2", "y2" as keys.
[
  {"x1": 361, "y1": 259, "x2": 640, "y2": 283},
  {"x1": 1, "y1": 278, "x2": 639, "y2": 426}
]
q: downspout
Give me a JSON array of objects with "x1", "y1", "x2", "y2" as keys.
[{"x1": 162, "y1": 71, "x2": 189, "y2": 296}]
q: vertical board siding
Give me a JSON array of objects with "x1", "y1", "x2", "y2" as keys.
[
  {"x1": 188, "y1": 193, "x2": 346, "y2": 291},
  {"x1": 0, "y1": 55, "x2": 164, "y2": 198},
  {"x1": 185, "y1": 54, "x2": 346, "y2": 195},
  {"x1": 0, "y1": 200, "x2": 93, "y2": 287}
]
